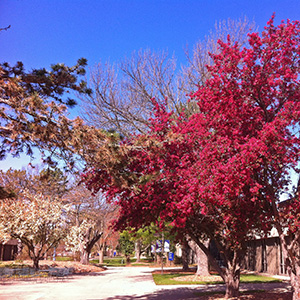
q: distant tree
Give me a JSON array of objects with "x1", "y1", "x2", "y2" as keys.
[
  {"x1": 180, "y1": 16, "x2": 255, "y2": 92},
  {"x1": 122, "y1": 226, "x2": 158, "y2": 262},
  {"x1": 37, "y1": 167, "x2": 69, "y2": 198},
  {"x1": 95, "y1": 227, "x2": 119, "y2": 264},
  {"x1": 94, "y1": 206, "x2": 119, "y2": 263},
  {"x1": 133, "y1": 227, "x2": 157, "y2": 262},
  {"x1": 118, "y1": 231, "x2": 135, "y2": 264},
  {"x1": 64, "y1": 184, "x2": 116, "y2": 265},
  {"x1": 0, "y1": 166, "x2": 69, "y2": 200},
  {"x1": 0, "y1": 169, "x2": 29, "y2": 197},
  {"x1": 0, "y1": 191, "x2": 67, "y2": 269},
  {"x1": 80, "y1": 17, "x2": 255, "y2": 137}
]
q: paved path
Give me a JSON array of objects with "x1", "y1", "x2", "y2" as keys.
[{"x1": 0, "y1": 267, "x2": 291, "y2": 300}]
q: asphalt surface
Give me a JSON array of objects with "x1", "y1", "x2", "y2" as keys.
[{"x1": 0, "y1": 267, "x2": 291, "y2": 300}]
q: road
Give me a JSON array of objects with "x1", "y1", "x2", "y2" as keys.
[{"x1": 0, "y1": 267, "x2": 290, "y2": 300}]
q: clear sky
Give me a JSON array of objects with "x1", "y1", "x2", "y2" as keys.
[{"x1": 1, "y1": 0, "x2": 300, "y2": 171}]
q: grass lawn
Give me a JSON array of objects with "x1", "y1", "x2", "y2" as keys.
[
  {"x1": 55, "y1": 256, "x2": 74, "y2": 261},
  {"x1": 152, "y1": 272, "x2": 282, "y2": 285},
  {"x1": 90, "y1": 257, "x2": 153, "y2": 267}
]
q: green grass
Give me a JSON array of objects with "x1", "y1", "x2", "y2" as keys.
[
  {"x1": 239, "y1": 274, "x2": 282, "y2": 283},
  {"x1": 55, "y1": 256, "x2": 74, "y2": 261},
  {"x1": 90, "y1": 257, "x2": 152, "y2": 267},
  {"x1": 152, "y1": 273, "x2": 282, "y2": 285},
  {"x1": 90, "y1": 257, "x2": 128, "y2": 267},
  {"x1": 153, "y1": 273, "x2": 203, "y2": 285},
  {"x1": 0, "y1": 262, "x2": 30, "y2": 269}
]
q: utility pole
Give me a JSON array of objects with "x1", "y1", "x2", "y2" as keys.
[{"x1": 161, "y1": 232, "x2": 164, "y2": 274}]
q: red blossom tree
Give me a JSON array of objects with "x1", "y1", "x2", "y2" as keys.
[
  {"x1": 83, "y1": 102, "x2": 268, "y2": 297},
  {"x1": 190, "y1": 15, "x2": 300, "y2": 299},
  {"x1": 83, "y1": 16, "x2": 300, "y2": 299}
]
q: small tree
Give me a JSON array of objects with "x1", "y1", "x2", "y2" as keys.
[
  {"x1": 0, "y1": 192, "x2": 67, "y2": 269},
  {"x1": 66, "y1": 219, "x2": 102, "y2": 265},
  {"x1": 94, "y1": 209, "x2": 119, "y2": 263},
  {"x1": 118, "y1": 231, "x2": 135, "y2": 264},
  {"x1": 123, "y1": 226, "x2": 158, "y2": 262},
  {"x1": 65, "y1": 184, "x2": 116, "y2": 264},
  {"x1": 96, "y1": 229, "x2": 119, "y2": 264}
]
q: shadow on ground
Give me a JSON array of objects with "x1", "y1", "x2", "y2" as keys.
[
  {"x1": 88, "y1": 287, "x2": 203, "y2": 300},
  {"x1": 88, "y1": 282, "x2": 291, "y2": 300}
]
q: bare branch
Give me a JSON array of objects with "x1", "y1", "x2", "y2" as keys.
[{"x1": 0, "y1": 25, "x2": 11, "y2": 32}]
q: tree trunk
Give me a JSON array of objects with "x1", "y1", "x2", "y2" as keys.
[
  {"x1": 155, "y1": 252, "x2": 160, "y2": 264},
  {"x1": 224, "y1": 268, "x2": 240, "y2": 299},
  {"x1": 126, "y1": 255, "x2": 131, "y2": 265},
  {"x1": 80, "y1": 249, "x2": 90, "y2": 265},
  {"x1": 286, "y1": 261, "x2": 300, "y2": 300},
  {"x1": 135, "y1": 240, "x2": 142, "y2": 262},
  {"x1": 278, "y1": 230, "x2": 300, "y2": 300},
  {"x1": 16, "y1": 240, "x2": 23, "y2": 259},
  {"x1": 196, "y1": 247, "x2": 210, "y2": 275},
  {"x1": 291, "y1": 270, "x2": 300, "y2": 300},
  {"x1": 188, "y1": 239, "x2": 210, "y2": 275},
  {"x1": 98, "y1": 249, "x2": 104, "y2": 264},
  {"x1": 33, "y1": 256, "x2": 40, "y2": 270},
  {"x1": 187, "y1": 231, "x2": 242, "y2": 298},
  {"x1": 181, "y1": 238, "x2": 190, "y2": 271}
]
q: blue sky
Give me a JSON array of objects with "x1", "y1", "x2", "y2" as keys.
[{"x1": 1, "y1": 0, "x2": 300, "y2": 171}]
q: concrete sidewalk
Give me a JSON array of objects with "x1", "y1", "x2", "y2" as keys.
[{"x1": 0, "y1": 267, "x2": 291, "y2": 300}]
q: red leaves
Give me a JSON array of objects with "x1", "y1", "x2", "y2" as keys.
[{"x1": 81, "y1": 17, "x2": 300, "y2": 251}]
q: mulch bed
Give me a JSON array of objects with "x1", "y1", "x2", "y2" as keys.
[
  {"x1": 0, "y1": 260, "x2": 105, "y2": 284},
  {"x1": 1, "y1": 260, "x2": 105, "y2": 274},
  {"x1": 34, "y1": 260, "x2": 105, "y2": 274}
]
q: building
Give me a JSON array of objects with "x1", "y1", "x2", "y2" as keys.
[
  {"x1": 242, "y1": 229, "x2": 289, "y2": 275},
  {"x1": 0, "y1": 240, "x2": 18, "y2": 261}
]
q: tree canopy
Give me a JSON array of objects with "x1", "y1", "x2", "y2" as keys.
[{"x1": 0, "y1": 58, "x2": 90, "y2": 167}]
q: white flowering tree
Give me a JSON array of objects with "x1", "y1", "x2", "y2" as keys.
[
  {"x1": 64, "y1": 184, "x2": 117, "y2": 264},
  {"x1": 65, "y1": 219, "x2": 101, "y2": 264},
  {"x1": 0, "y1": 191, "x2": 68, "y2": 269}
]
